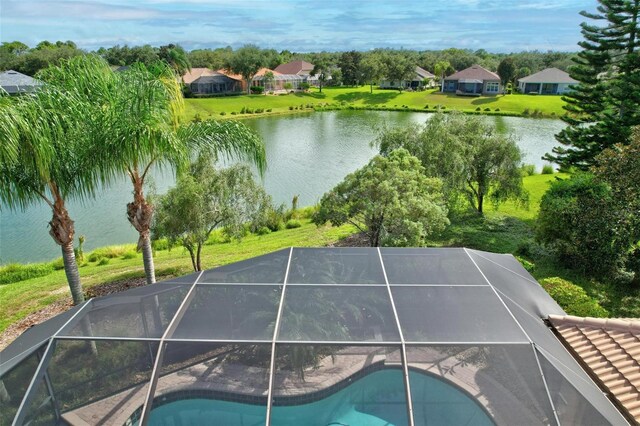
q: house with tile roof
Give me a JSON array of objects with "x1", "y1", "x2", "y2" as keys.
[
  {"x1": 182, "y1": 68, "x2": 243, "y2": 96},
  {"x1": 274, "y1": 60, "x2": 321, "y2": 86},
  {"x1": 380, "y1": 66, "x2": 436, "y2": 90},
  {"x1": 0, "y1": 70, "x2": 41, "y2": 95},
  {"x1": 442, "y1": 65, "x2": 501, "y2": 96},
  {"x1": 250, "y1": 68, "x2": 304, "y2": 93},
  {"x1": 518, "y1": 67, "x2": 578, "y2": 95},
  {"x1": 549, "y1": 315, "x2": 640, "y2": 423}
]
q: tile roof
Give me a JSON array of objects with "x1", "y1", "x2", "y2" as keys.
[
  {"x1": 549, "y1": 314, "x2": 640, "y2": 423},
  {"x1": 444, "y1": 64, "x2": 500, "y2": 82},
  {"x1": 0, "y1": 70, "x2": 41, "y2": 94},
  {"x1": 182, "y1": 68, "x2": 219, "y2": 84},
  {"x1": 415, "y1": 66, "x2": 435, "y2": 79},
  {"x1": 274, "y1": 60, "x2": 314, "y2": 75},
  {"x1": 518, "y1": 67, "x2": 578, "y2": 84}
]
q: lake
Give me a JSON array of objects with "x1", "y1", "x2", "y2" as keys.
[{"x1": 0, "y1": 111, "x2": 565, "y2": 264}]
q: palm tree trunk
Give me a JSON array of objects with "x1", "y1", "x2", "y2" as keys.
[
  {"x1": 61, "y1": 242, "x2": 84, "y2": 304},
  {"x1": 127, "y1": 173, "x2": 156, "y2": 284},
  {"x1": 141, "y1": 236, "x2": 156, "y2": 284},
  {"x1": 48, "y1": 186, "x2": 84, "y2": 305}
]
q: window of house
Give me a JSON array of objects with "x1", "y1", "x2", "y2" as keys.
[{"x1": 486, "y1": 82, "x2": 499, "y2": 93}]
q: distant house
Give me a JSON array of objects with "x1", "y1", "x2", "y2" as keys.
[
  {"x1": 274, "y1": 60, "x2": 320, "y2": 86},
  {"x1": 251, "y1": 68, "x2": 304, "y2": 93},
  {"x1": 182, "y1": 68, "x2": 243, "y2": 95},
  {"x1": 517, "y1": 67, "x2": 577, "y2": 95},
  {"x1": 442, "y1": 65, "x2": 501, "y2": 96},
  {"x1": 380, "y1": 66, "x2": 436, "y2": 90},
  {"x1": 0, "y1": 70, "x2": 41, "y2": 95}
]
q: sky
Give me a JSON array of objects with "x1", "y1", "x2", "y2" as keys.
[{"x1": 0, "y1": 0, "x2": 599, "y2": 52}]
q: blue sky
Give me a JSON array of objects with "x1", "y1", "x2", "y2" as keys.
[{"x1": 1, "y1": 0, "x2": 598, "y2": 52}]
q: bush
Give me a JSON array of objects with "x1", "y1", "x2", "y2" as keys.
[
  {"x1": 289, "y1": 106, "x2": 294, "y2": 110},
  {"x1": 541, "y1": 164, "x2": 554, "y2": 174},
  {"x1": 475, "y1": 107, "x2": 481, "y2": 111},
  {"x1": 97, "y1": 258, "x2": 110, "y2": 266},
  {"x1": 283, "y1": 82, "x2": 293, "y2": 90},
  {"x1": 522, "y1": 108, "x2": 530, "y2": 116},
  {"x1": 540, "y1": 277, "x2": 608, "y2": 317},
  {"x1": 250, "y1": 86, "x2": 264, "y2": 94},
  {"x1": 219, "y1": 112, "x2": 226, "y2": 116},
  {"x1": 301, "y1": 82, "x2": 310, "y2": 90},
  {"x1": 121, "y1": 251, "x2": 137, "y2": 260},
  {"x1": 152, "y1": 239, "x2": 169, "y2": 251},
  {"x1": 537, "y1": 173, "x2": 623, "y2": 276},
  {"x1": 231, "y1": 111, "x2": 237, "y2": 115},
  {"x1": 50, "y1": 257, "x2": 65, "y2": 270},
  {"x1": 521, "y1": 164, "x2": 536, "y2": 176},
  {"x1": 266, "y1": 109, "x2": 272, "y2": 112},
  {"x1": 515, "y1": 256, "x2": 535, "y2": 272},
  {"x1": 494, "y1": 108, "x2": 500, "y2": 112},
  {"x1": 285, "y1": 219, "x2": 302, "y2": 229},
  {"x1": 256, "y1": 226, "x2": 271, "y2": 235},
  {"x1": 240, "y1": 106, "x2": 246, "y2": 114},
  {"x1": 484, "y1": 107, "x2": 491, "y2": 111},
  {"x1": 87, "y1": 245, "x2": 130, "y2": 262},
  {"x1": 0, "y1": 263, "x2": 54, "y2": 284}
]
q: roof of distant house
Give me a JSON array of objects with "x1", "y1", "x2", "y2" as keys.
[
  {"x1": 274, "y1": 60, "x2": 314, "y2": 75},
  {"x1": 182, "y1": 68, "x2": 220, "y2": 84},
  {"x1": 549, "y1": 314, "x2": 640, "y2": 423},
  {"x1": 444, "y1": 65, "x2": 500, "y2": 82},
  {"x1": 518, "y1": 67, "x2": 578, "y2": 84},
  {"x1": 415, "y1": 66, "x2": 435, "y2": 80},
  {"x1": 0, "y1": 70, "x2": 42, "y2": 94}
]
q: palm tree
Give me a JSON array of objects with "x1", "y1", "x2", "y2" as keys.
[
  {"x1": 101, "y1": 62, "x2": 266, "y2": 284},
  {"x1": 0, "y1": 57, "x2": 115, "y2": 304}
]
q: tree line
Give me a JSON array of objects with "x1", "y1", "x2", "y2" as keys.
[{"x1": 1, "y1": 39, "x2": 576, "y2": 81}]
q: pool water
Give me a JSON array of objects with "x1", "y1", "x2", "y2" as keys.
[{"x1": 144, "y1": 369, "x2": 493, "y2": 426}]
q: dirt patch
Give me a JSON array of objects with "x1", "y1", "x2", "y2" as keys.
[
  {"x1": 0, "y1": 277, "x2": 148, "y2": 352},
  {"x1": 328, "y1": 232, "x2": 370, "y2": 247}
]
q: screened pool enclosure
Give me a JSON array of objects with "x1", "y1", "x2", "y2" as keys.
[{"x1": 0, "y1": 248, "x2": 628, "y2": 425}]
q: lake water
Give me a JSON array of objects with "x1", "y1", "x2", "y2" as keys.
[{"x1": 0, "y1": 111, "x2": 565, "y2": 264}]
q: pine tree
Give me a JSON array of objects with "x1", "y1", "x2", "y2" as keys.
[{"x1": 545, "y1": 0, "x2": 640, "y2": 169}]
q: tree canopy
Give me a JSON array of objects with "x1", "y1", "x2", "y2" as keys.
[
  {"x1": 226, "y1": 44, "x2": 266, "y2": 94},
  {"x1": 377, "y1": 112, "x2": 527, "y2": 213},
  {"x1": 153, "y1": 156, "x2": 272, "y2": 271},
  {"x1": 313, "y1": 149, "x2": 449, "y2": 247},
  {"x1": 546, "y1": 0, "x2": 640, "y2": 168}
]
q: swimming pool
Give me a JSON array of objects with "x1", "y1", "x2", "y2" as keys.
[{"x1": 142, "y1": 369, "x2": 493, "y2": 426}]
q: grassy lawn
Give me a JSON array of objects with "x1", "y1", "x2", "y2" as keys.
[
  {"x1": 0, "y1": 221, "x2": 356, "y2": 334},
  {"x1": 184, "y1": 86, "x2": 567, "y2": 121}
]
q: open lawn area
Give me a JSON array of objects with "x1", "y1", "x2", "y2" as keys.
[{"x1": 184, "y1": 86, "x2": 567, "y2": 121}]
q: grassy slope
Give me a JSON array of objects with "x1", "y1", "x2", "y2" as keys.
[
  {"x1": 184, "y1": 86, "x2": 567, "y2": 121},
  {"x1": 0, "y1": 222, "x2": 356, "y2": 333}
]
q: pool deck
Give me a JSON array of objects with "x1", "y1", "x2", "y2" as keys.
[{"x1": 62, "y1": 346, "x2": 546, "y2": 425}]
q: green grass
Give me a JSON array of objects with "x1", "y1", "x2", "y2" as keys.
[
  {"x1": 0, "y1": 220, "x2": 356, "y2": 334},
  {"x1": 184, "y1": 86, "x2": 567, "y2": 121}
]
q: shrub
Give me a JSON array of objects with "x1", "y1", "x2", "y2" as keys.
[
  {"x1": 240, "y1": 106, "x2": 246, "y2": 114},
  {"x1": 475, "y1": 107, "x2": 481, "y2": 111},
  {"x1": 522, "y1": 108, "x2": 530, "y2": 116},
  {"x1": 250, "y1": 86, "x2": 264, "y2": 94},
  {"x1": 541, "y1": 164, "x2": 554, "y2": 174},
  {"x1": 540, "y1": 277, "x2": 608, "y2": 317},
  {"x1": 266, "y1": 109, "x2": 272, "y2": 112},
  {"x1": 121, "y1": 251, "x2": 137, "y2": 260},
  {"x1": 283, "y1": 82, "x2": 293, "y2": 90},
  {"x1": 87, "y1": 245, "x2": 130, "y2": 262},
  {"x1": 495, "y1": 108, "x2": 500, "y2": 112},
  {"x1": 285, "y1": 219, "x2": 302, "y2": 229},
  {"x1": 152, "y1": 239, "x2": 169, "y2": 251},
  {"x1": 484, "y1": 107, "x2": 491, "y2": 111},
  {"x1": 219, "y1": 112, "x2": 226, "y2": 116},
  {"x1": 424, "y1": 104, "x2": 429, "y2": 109},
  {"x1": 521, "y1": 164, "x2": 536, "y2": 176},
  {"x1": 50, "y1": 257, "x2": 65, "y2": 270},
  {"x1": 537, "y1": 173, "x2": 623, "y2": 276},
  {"x1": 256, "y1": 226, "x2": 272, "y2": 235},
  {"x1": 0, "y1": 263, "x2": 54, "y2": 284},
  {"x1": 301, "y1": 82, "x2": 310, "y2": 90},
  {"x1": 231, "y1": 111, "x2": 237, "y2": 115},
  {"x1": 515, "y1": 256, "x2": 535, "y2": 272},
  {"x1": 97, "y1": 258, "x2": 110, "y2": 266},
  {"x1": 289, "y1": 106, "x2": 294, "y2": 110}
]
